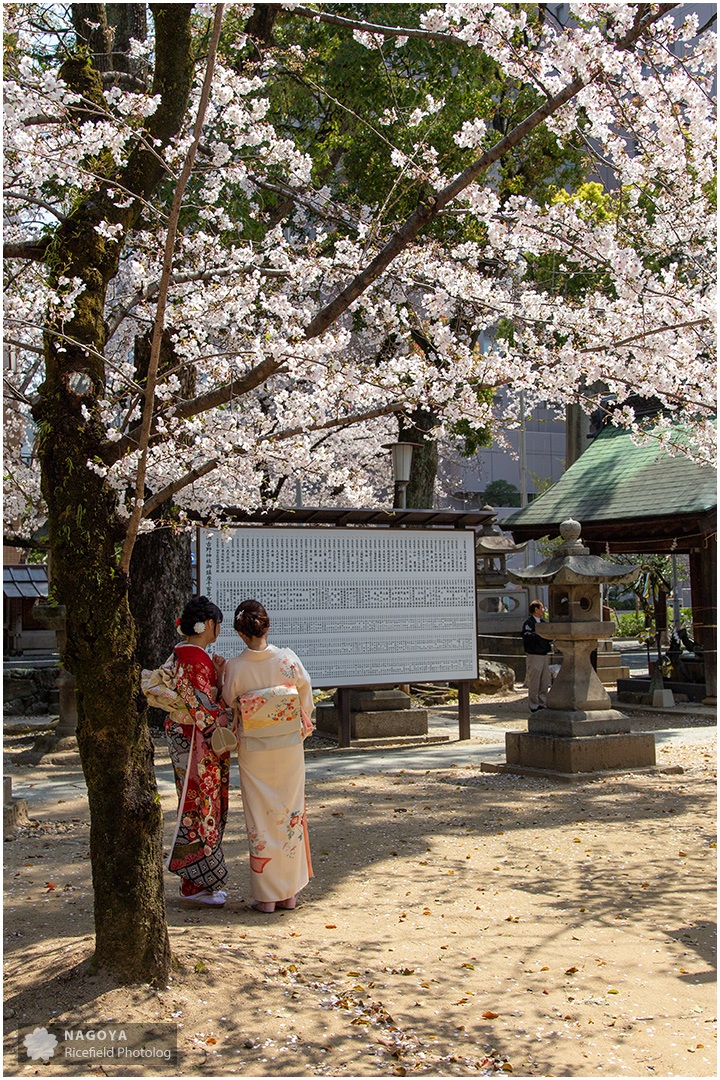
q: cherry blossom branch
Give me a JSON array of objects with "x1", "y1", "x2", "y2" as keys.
[
  {"x1": 5, "y1": 318, "x2": 147, "y2": 394},
  {"x1": 579, "y1": 318, "x2": 710, "y2": 353},
  {"x1": 101, "y1": 354, "x2": 286, "y2": 466},
  {"x1": 4, "y1": 190, "x2": 70, "y2": 223},
  {"x1": 119, "y1": 4, "x2": 226, "y2": 574},
  {"x1": 139, "y1": 400, "x2": 408, "y2": 518},
  {"x1": 303, "y1": 8, "x2": 673, "y2": 341},
  {"x1": 285, "y1": 6, "x2": 467, "y2": 46},
  {"x1": 106, "y1": 264, "x2": 289, "y2": 338}
]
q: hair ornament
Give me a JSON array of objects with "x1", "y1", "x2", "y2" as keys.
[
  {"x1": 176, "y1": 616, "x2": 184, "y2": 635},
  {"x1": 193, "y1": 621, "x2": 206, "y2": 635}
]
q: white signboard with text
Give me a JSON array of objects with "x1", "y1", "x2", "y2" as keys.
[{"x1": 198, "y1": 527, "x2": 478, "y2": 687}]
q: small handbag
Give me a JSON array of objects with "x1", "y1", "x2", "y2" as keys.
[{"x1": 211, "y1": 724, "x2": 238, "y2": 757}]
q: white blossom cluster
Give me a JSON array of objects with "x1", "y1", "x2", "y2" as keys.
[{"x1": 3, "y1": 3, "x2": 715, "y2": 538}]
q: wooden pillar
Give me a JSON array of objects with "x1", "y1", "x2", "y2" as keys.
[
  {"x1": 689, "y1": 549, "x2": 705, "y2": 648},
  {"x1": 337, "y1": 686, "x2": 352, "y2": 748},
  {"x1": 458, "y1": 680, "x2": 471, "y2": 741},
  {"x1": 700, "y1": 534, "x2": 717, "y2": 700}
]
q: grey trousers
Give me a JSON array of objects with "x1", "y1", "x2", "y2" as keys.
[{"x1": 525, "y1": 653, "x2": 550, "y2": 708}]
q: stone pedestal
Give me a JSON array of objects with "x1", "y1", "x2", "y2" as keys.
[
  {"x1": 316, "y1": 688, "x2": 429, "y2": 741},
  {"x1": 504, "y1": 730, "x2": 656, "y2": 773},
  {"x1": 595, "y1": 639, "x2": 629, "y2": 684},
  {"x1": 21, "y1": 601, "x2": 79, "y2": 763}
]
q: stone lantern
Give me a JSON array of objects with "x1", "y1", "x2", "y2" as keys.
[
  {"x1": 475, "y1": 506, "x2": 526, "y2": 588},
  {"x1": 495, "y1": 519, "x2": 656, "y2": 776}
]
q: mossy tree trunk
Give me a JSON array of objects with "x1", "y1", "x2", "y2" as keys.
[{"x1": 32, "y1": 4, "x2": 195, "y2": 985}]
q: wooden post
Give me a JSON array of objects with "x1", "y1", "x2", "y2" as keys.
[
  {"x1": 700, "y1": 533, "x2": 717, "y2": 701},
  {"x1": 458, "y1": 680, "x2": 471, "y2": 740},
  {"x1": 338, "y1": 686, "x2": 352, "y2": 748}
]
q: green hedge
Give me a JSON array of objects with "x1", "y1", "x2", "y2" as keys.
[{"x1": 612, "y1": 608, "x2": 692, "y2": 639}]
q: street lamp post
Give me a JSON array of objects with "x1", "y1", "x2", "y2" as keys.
[{"x1": 383, "y1": 442, "x2": 421, "y2": 509}]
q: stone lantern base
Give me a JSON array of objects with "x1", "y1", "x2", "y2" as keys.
[{"x1": 503, "y1": 730, "x2": 656, "y2": 775}]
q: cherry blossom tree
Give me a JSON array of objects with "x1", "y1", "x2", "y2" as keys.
[{"x1": 3, "y1": 2, "x2": 715, "y2": 982}]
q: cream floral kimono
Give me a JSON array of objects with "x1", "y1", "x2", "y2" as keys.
[{"x1": 223, "y1": 644, "x2": 313, "y2": 904}]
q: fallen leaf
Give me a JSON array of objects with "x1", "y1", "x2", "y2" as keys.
[
  {"x1": 462, "y1": 963, "x2": 475, "y2": 969},
  {"x1": 482, "y1": 1011, "x2": 499, "y2": 1020},
  {"x1": 206, "y1": 1038, "x2": 216, "y2": 1045},
  {"x1": 565, "y1": 967, "x2": 578, "y2": 975},
  {"x1": 194, "y1": 961, "x2": 208, "y2": 973},
  {"x1": 325, "y1": 924, "x2": 337, "y2": 929}
]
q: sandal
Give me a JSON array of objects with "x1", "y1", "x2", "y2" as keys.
[{"x1": 251, "y1": 900, "x2": 276, "y2": 913}]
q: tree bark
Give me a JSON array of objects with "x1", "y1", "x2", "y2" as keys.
[
  {"x1": 399, "y1": 408, "x2": 438, "y2": 509},
  {"x1": 33, "y1": 4, "x2": 195, "y2": 984},
  {"x1": 129, "y1": 522, "x2": 194, "y2": 671}
]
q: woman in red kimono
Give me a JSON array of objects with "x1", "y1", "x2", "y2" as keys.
[{"x1": 164, "y1": 596, "x2": 232, "y2": 907}]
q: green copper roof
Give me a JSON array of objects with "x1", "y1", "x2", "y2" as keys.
[{"x1": 504, "y1": 424, "x2": 717, "y2": 531}]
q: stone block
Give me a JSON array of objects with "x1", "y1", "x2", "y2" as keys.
[
  {"x1": 348, "y1": 689, "x2": 411, "y2": 712},
  {"x1": 316, "y1": 704, "x2": 428, "y2": 739},
  {"x1": 4, "y1": 798, "x2": 30, "y2": 835},
  {"x1": 528, "y1": 708, "x2": 631, "y2": 737},
  {"x1": 505, "y1": 731, "x2": 656, "y2": 774},
  {"x1": 3, "y1": 679, "x2": 35, "y2": 702},
  {"x1": 652, "y1": 689, "x2": 675, "y2": 708}
]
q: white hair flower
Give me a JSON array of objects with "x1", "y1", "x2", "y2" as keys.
[{"x1": 193, "y1": 621, "x2": 206, "y2": 634}]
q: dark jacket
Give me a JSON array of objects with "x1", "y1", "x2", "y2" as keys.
[{"x1": 522, "y1": 615, "x2": 552, "y2": 655}]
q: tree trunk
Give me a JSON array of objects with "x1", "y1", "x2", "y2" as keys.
[
  {"x1": 399, "y1": 407, "x2": 438, "y2": 509},
  {"x1": 33, "y1": 5, "x2": 195, "y2": 984},
  {"x1": 129, "y1": 523, "x2": 194, "y2": 671},
  {"x1": 106, "y1": 4, "x2": 148, "y2": 78}
]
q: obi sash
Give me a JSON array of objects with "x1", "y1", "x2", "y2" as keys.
[{"x1": 238, "y1": 685, "x2": 304, "y2": 752}]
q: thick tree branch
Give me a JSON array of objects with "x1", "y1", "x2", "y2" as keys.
[{"x1": 3, "y1": 237, "x2": 52, "y2": 261}]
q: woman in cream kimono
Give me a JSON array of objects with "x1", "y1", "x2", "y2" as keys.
[{"x1": 223, "y1": 599, "x2": 314, "y2": 912}]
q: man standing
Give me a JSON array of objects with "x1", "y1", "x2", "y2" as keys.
[{"x1": 522, "y1": 600, "x2": 552, "y2": 712}]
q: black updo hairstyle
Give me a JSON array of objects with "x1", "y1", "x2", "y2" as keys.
[
  {"x1": 179, "y1": 595, "x2": 223, "y2": 636},
  {"x1": 234, "y1": 599, "x2": 270, "y2": 639}
]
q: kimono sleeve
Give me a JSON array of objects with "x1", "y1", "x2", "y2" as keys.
[{"x1": 287, "y1": 652, "x2": 314, "y2": 722}]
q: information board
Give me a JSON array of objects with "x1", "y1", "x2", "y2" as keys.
[{"x1": 197, "y1": 527, "x2": 478, "y2": 687}]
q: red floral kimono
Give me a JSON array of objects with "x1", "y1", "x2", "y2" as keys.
[{"x1": 165, "y1": 644, "x2": 231, "y2": 895}]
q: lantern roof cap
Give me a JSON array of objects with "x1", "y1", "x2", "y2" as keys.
[{"x1": 507, "y1": 519, "x2": 639, "y2": 586}]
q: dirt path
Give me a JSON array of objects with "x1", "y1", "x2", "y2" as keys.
[{"x1": 3, "y1": 702, "x2": 716, "y2": 1077}]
